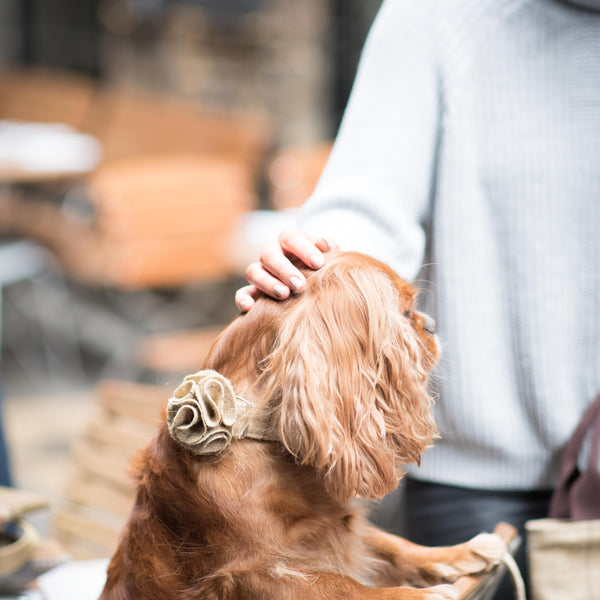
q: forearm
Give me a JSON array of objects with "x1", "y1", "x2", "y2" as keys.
[{"x1": 298, "y1": 0, "x2": 441, "y2": 280}]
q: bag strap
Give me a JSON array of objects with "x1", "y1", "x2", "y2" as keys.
[
  {"x1": 502, "y1": 552, "x2": 526, "y2": 600},
  {"x1": 570, "y1": 395, "x2": 600, "y2": 520},
  {"x1": 559, "y1": 394, "x2": 600, "y2": 474},
  {"x1": 588, "y1": 399, "x2": 600, "y2": 474},
  {"x1": 548, "y1": 393, "x2": 600, "y2": 519}
]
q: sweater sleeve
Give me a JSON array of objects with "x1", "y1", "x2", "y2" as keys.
[{"x1": 298, "y1": 0, "x2": 441, "y2": 280}]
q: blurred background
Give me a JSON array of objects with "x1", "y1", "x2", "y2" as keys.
[{"x1": 0, "y1": 0, "x2": 389, "y2": 567}]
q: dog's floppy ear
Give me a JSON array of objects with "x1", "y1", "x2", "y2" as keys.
[{"x1": 260, "y1": 260, "x2": 437, "y2": 504}]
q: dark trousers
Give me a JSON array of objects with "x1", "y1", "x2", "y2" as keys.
[
  {"x1": 403, "y1": 477, "x2": 552, "y2": 600},
  {"x1": 0, "y1": 385, "x2": 12, "y2": 487}
]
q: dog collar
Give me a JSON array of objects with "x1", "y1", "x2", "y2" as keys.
[{"x1": 167, "y1": 370, "x2": 278, "y2": 455}]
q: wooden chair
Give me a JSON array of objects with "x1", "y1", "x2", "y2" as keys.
[
  {"x1": 53, "y1": 380, "x2": 167, "y2": 559},
  {"x1": 0, "y1": 68, "x2": 270, "y2": 171},
  {"x1": 0, "y1": 67, "x2": 270, "y2": 291},
  {"x1": 0, "y1": 68, "x2": 97, "y2": 130},
  {"x1": 89, "y1": 89, "x2": 269, "y2": 170},
  {"x1": 0, "y1": 154, "x2": 256, "y2": 289}
]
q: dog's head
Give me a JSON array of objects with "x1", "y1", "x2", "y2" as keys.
[{"x1": 204, "y1": 251, "x2": 438, "y2": 503}]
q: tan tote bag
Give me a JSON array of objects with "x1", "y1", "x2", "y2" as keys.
[{"x1": 526, "y1": 394, "x2": 600, "y2": 600}]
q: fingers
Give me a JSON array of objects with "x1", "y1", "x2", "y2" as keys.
[
  {"x1": 278, "y1": 228, "x2": 327, "y2": 270},
  {"x1": 314, "y1": 236, "x2": 340, "y2": 253},
  {"x1": 240, "y1": 229, "x2": 339, "y2": 310},
  {"x1": 259, "y1": 239, "x2": 306, "y2": 293},
  {"x1": 245, "y1": 259, "x2": 295, "y2": 300},
  {"x1": 235, "y1": 284, "x2": 260, "y2": 312},
  {"x1": 255, "y1": 230, "x2": 333, "y2": 292}
]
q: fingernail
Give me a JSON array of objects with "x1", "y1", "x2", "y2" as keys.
[
  {"x1": 318, "y1": 238, "x2": 331, "y2": 251},
  {"x1": 273, "y1": 284, "x2": 287, "y2": 298},
  {"x1": 239, "y1": 299, "x2": 252, "y2": 312},
  {"x1": 310, "y1": 253, "x2": 324, "y2": 269},
  {"x1": 289, "y1": 276, "x2": 303, "y2": 291}
]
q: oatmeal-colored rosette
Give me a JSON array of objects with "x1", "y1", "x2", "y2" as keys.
[{"x1": 167, "y1": 370, "x2": 248, "y2": 455}]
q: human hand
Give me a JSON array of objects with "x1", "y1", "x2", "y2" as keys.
[{"x1": 235, "y1": 228, "x2": 339, "y2": 311}]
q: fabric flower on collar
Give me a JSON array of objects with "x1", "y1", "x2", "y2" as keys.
[{"x1": 167, "y1": 370, "x2": 242, "y2": 455}]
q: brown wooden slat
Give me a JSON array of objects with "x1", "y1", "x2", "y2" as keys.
[
  {"x1": 64, "y1": 475, "x2": 134, "y2": 518},
  {"x1": 138, "y1": 326, "x2": 223, "y2": 374},
  {"x1": 0, "y1": 69, "x2": 270, "y2": 168},
  {"x1": 0, "y1": 68, "x2": 97, "y2": 129},
  {"x1": 0, "y1": 154, "x2": 256, "y2": 288},
  {"x1": 53, "y1": 380, "x2": 170, "y2": 559},
  {"x1": 92, "y1": 89, "x2": 269, "y2": 168},
  {"x1": 72, "y1": 441, "x2": 136, "y2": 490},
  {"x1": 85, "y1": 412, "x2": 156, "y2": 456},
  {"x1": 97, "y1": 380, "x2": 168, "y2": 426},
  {"x1": 52, "y1": 533, "x2": 112, "y2": 561},
  {"x1": 54, "y1": 508, "x2": 124, "y2": 551}
]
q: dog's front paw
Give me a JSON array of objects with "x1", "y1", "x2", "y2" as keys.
[
  {"x1": 464, "y1": 533, "x2": 506, "y2": 572},
  {"x1": 421, "y1": 584, "x2": 459, "y2": 600},
  {"x1": 431, "y1": 533, "x2": 505, "y2": 581}
]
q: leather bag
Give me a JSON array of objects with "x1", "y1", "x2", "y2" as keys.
[{"x1": 526, "y1": 394, "x2": 600, "y2": 600}]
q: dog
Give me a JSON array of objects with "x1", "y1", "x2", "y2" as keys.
[{"x1": 101, "y1": 251, "x2": 505, "y2": 600}]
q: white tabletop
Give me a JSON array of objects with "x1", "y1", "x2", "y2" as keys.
[{"x1": 0, "y1": 121, "x2": 102, "y2": 184}]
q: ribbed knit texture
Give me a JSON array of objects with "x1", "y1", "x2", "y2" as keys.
[{"x1": 300, "y1": 0, "x2": 600, "y2": 490}]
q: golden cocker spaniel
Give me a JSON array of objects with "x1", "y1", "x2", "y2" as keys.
[{"x1": 101, "y1": 251, "x2": 504, "y2": 600}]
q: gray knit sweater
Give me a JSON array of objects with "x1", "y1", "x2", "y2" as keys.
[{"x1": 300, "y1": 0, "x2": 600, "y2": 490}]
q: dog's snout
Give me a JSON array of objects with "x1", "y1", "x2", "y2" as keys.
[{"x1": 422, "y1": 314, "x2": 436, "y2": 335}]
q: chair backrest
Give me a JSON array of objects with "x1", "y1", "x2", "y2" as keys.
[
  {"x1": 0, "y1": 153, "x2": 258, "y2": 288},
  {"x1": 53, "y1": 380, "x2": 167, "y2": 559},
  {"x1": 84, "y1": 153, "x2": 256, "y2": 288},
  {"x1": 0, "y1": 69, "x2": 97, "y2": 130},
  {"x1": 0, "y1": 68, "x2": 271, "y2": 289},
  {"x1": 0, "y1": 68, "x2": 270, "y2": 171},
  {"x1": 89, "y1": 89, "x2": 269, "y2": 170}
]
